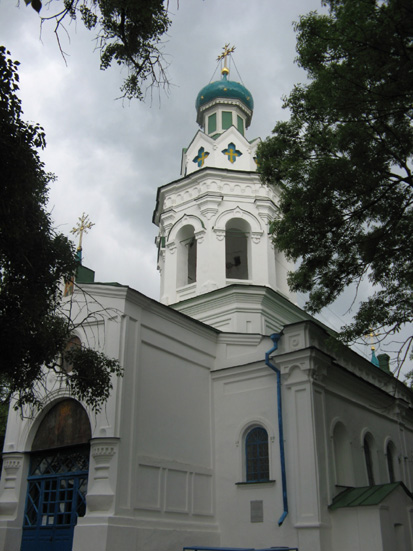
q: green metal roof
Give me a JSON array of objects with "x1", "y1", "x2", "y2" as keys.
[
  {"x1": 329, "y1": 483, "x2": 412, "y2": 510},
  {"x1": 195, "y1": 74, "x2": 254, "y2": 112}
]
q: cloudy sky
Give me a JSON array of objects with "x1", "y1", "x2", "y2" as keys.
[{"x1": 1, "y1": 0, "x2": 411, "y2": 372}]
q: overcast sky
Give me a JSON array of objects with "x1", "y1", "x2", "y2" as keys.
[{"x1": 1, "y1": 0, "x2": 411, "y2": 372}]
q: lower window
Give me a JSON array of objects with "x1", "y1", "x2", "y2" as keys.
[{"x1": 245, "y1": 427, "x2": 269, "y2": 482}]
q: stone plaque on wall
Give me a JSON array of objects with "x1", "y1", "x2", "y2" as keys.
[{"x1": 250, "y1": 500, "x2": 263, "y2": 523}]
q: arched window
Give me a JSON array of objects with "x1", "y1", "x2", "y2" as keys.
[
  {"x1": 176, "y1": 225, "x2": 197, "y2": 287},
  {"x1": 332, "y1": 422, "x2": 354, "y2": 487},
  {"x1": 225, "y1": 218, "x2": 249, "y2": 280},
  {"x1": 245, "y1": 426, "x2": 269, "y2": 482},
  {"x1": 62, "y1": 336, "x2": 81, "y2": 374},
  {"x1": 386, "y1": 441, "x2": 397, "y2": 483},
  {"x1": 363, "y1": 433, "x2": 376, "y2": 486}
]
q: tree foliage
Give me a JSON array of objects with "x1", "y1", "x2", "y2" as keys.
[
  {"x1": 23, "y1": 0, "x2": 171, "y2": 100},
  {"x1": 258, "y1": 0, "x2": 413, "y2": 368},
  {"x1": 0, "y1": 47, "x2": 122, "y2": 411},
  {"x1": 64, "y1": 346, "x2": 123, "y2": 413}
]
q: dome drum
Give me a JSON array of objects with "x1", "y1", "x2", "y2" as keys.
[{"x1": 197, "y1": 98, "x2": 252, "y2": 131}]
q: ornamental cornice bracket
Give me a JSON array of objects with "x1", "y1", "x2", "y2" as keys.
[
  {"x1": 254, "y1": 198, "x2": 277, "y2": 223},
  {"x1": 196, "y1": 193, "x2": 223, "y2": 220},
  {"x1": 195, "y1": 228, "x2": 206, "y2": 244},
  {"x1": 3, "y1": 458, "x2": 22, "y2": 471},
  {"x1": 213, "y1": 228, "x2": 226, "y2": 241},
  {"x1": 92, "y1": 446, "x2": 116, "y2": 458},
  {"x1": 160, "y1": 209, "x2": 176, "y2": 233},
  {"x1": 251, "y1": 231, "x2": 263, "y2": 244},
  {"x1": 278, "y1": 355, "x2": 327, "y2": 385},
  {"x1": 166, "y1": 241, "x2": 177, "y2": 254}
]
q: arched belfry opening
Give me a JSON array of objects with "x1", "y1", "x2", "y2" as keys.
[
  {"x1": 363, "y1": 432, "x2": 377, "y2": 486},
  {"x1": 176, "y1": 225, "x2": 197, "y2": 287},
  {"x1": 332, "y1": 421, "x2": 354, "y2": 489},
  {"x1": 225, "y1": 218, "x2": 250, "y2": 280},
  {"x1": 21, "y1": 399, "x2": 91, "y2": 551}
]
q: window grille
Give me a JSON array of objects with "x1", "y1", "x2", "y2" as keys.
[
  {"x1": 245, "y1": 427, "x2": 269, "y2": 482},
  {"x1": 23, "y1": 445, "x2": 89, "y2": 529}
]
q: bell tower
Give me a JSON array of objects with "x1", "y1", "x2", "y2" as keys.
[{"x1": 153, "y1": 48, "x2": 297, "y2": 334}]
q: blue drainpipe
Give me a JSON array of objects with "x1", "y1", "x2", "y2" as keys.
[{"x1": 265, "y1": 333, "x2": 288, "y2": 526}]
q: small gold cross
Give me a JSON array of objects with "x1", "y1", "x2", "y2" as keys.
[
  {"x1": 71, "y1": 213, "x2": 95, "y2": 251},
  {"x1": 217, "y1": 44, "x2": 236, "y2": 74}
]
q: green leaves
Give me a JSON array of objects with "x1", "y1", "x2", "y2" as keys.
[
  {"x1": 24, "y1": 0, "x2": 42, "y2": 13},
  {"x1": 259, "y1": 0, "x2": 413, "y2": 366},
  {"x1": 21, "y1": 0, "x2": 171, "y2": 100},
  {"x1": 0, "y1": 48, "x2": 123, "y2": 413},
  {"x1": 64, "y1": 347, "x2": 123, "y2": 414}
]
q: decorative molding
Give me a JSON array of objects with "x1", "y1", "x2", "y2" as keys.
[
  {"x1": 167, "y1": 213, "x2": 205, "y2": 242},
  {"x1": 214, "y1": 228, "x2": 226, "y2": 241},
  {"x1": 87, "y1": 439, "x2": 118, "y2": 512},
  {"x1": 195, "y1": 193, "x2": 223, "y2": 220},
  {"x1": 255, "y1": 197, "x2": 277, "y2": 224},
  {"x1": 214, "y1": 206, "x2": 263, "y2": 234},
  {"x1": 166, "y1": 242, "x2": 177, "y2": 255},
  {"x1": 251, "y1": 231, "x2": 263, "y2": 244},
  {"x1": 92, "y1": 446, "x2": 116, "y2": 458},
  {"x1": 289, "y1": 333, "x2": 303, "y2": 351},
  {"x1": 195, "y1": 229, "x2": 206, "y2": 244},
  {"x1": 3, "y1": 459, "x2": 22, "y2": 471},
  {"x1": 160, "y1": 209, "x2": 176, "y2": 233}
]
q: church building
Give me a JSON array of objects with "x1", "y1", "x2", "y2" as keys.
[{"x1": 0, "y1": 51, "x2": 412, "y2": 551}]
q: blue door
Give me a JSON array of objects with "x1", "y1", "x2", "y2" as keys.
[{"x1": 21, "y1": 446, "x2": 89, "y2": 551}]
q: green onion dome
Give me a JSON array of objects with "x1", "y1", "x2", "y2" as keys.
[{"x1": 195, "y1": 74, "x2": 254, "y2": 113}]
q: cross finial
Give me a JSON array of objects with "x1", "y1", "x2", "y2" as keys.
[
  {"x1": 217, "y1": 43, "x2": 235, "y2": 75},
  {"x1": 366, "y1": 328, "x2": 380, "y2": 367},
  {"x1": 71, "y1": 213, "x2": 95, "y2": 252},
  {"x1": 367, "y1": 328, "x2": 377, "y2": 351}
]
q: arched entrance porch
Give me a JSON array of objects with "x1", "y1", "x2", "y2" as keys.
[{"x1": 21, "y1": 399, "x2": 91, "y2": 551}]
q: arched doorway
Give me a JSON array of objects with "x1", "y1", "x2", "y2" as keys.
[{"x1": 21, "y1": 399, "x2": 91, "y2": 551}]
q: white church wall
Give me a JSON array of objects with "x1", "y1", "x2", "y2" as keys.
[
  {"x1": 78, "y1": 286, "x2": 221, "y2": 551},
  {"x1": 273, "y1": 320, "x2": 413, "y2": 551},
  {"x1": 212, "y1": 361, "x2": 299, "y2": 549},
  {"x1": 319, "y1": 357, "x2": 413, "y2": 494},
  {"x1": 0, "y1": 284, "x2": 223, "y2": 551}
]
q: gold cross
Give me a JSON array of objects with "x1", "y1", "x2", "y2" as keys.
[
  {"x1": 71, "y1": 213, "x2": 95, "y2": 251},
  {"x1": 217, "y1": 43, "x2": 235, "y2": 74},
  {"x1": 199, "y1": 150, "x2": 209, "y2": 166},
  {"x1": 223, "y1": 143, "x2": 242, "y2": 163},
  {"x1": 227, "y1": 150, "x2": 239, "y2": 163}
]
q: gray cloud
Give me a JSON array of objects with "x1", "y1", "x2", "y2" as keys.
[{"x1": 1, "y1": 0, "x2": 411, "y2": 372}]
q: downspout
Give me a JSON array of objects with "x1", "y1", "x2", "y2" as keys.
[{"x1": 265, "y1": 333, "x2": 288, "y2": 526}]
